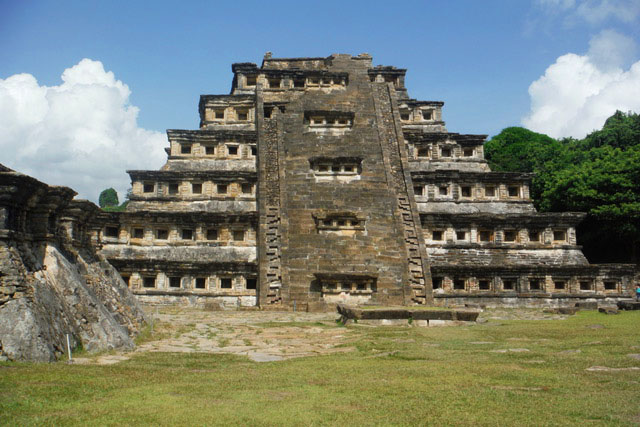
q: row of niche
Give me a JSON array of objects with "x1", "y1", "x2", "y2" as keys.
[
  {"x1": 413, "y1": 183, "x2": 529, "y2": 200},
  {"x1": 204, "y1": 106, "x2": 255, "y2": 123},
  {"x1": 409, "y1": 144, "x2": 484, "y2": 160},
  {"x1": 202, "y1": 106, "x2": 357, "y2": 129},
  {"x1": 319, "y1": 279, "x2": 376, "y2": 294},
  {"x1": 316, "y1": 216, "x2": 365, "y2": 236},
  {"x1": 171, "y1": 140, "x2": 485, "y2": 162},
  {"x1": 432, "y1": 275, "x2": 624, "y2": 293},
  {"x1": 132, "y1": 180, "x2": 256, "y2": 198},
  {"x1": 308, "y1": 116, "x2": 353, "y2": 127},
  {"x1": 309, "y1": 158, "x2": 361, "y2": 176},
  {"x1": 171, "y1": 141, "x2": 256, "y2": 159},
  {"x1": 399, "y1": 108, "x2": 439, "y2": 122},
  {"x1": 102, "y1": 224, "x2": 256, "y2": 245},
  {"x1": 201, "y1": 106, "x2": 436, "y2": 129},
  {"x1": 237, "y1": 74, "x2": 347, "y2": 90},
  {"x1": 123, "y1": 272, "x2": 257, "y2": 292},
  {"x1": 368, "y1": 73, "x2": 404, "y2": 87},
  {"x1": 423, "y1": 227, "x2": 575, "y2": 245}
]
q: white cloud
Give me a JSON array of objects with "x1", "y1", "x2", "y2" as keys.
[
  {"x1": 587, "y1": 29, "x2": 638, "y2": 69},
  {"x1": 576, "y1": 0, "x2": 640, "y2": 24},
  {"x1": 537, "y1": 0, "x2": 577, "y2": 11},
  {"x1": 537, "y1": 0, "x2": 640, "y2": 24},
  {"x1": 522, "y1": 30, "x2": 640, "y2": 138},
  {"x1": 0, "y1": 59, "x2": 166, "y2": 203}
]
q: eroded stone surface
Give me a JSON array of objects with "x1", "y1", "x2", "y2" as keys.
[
  {"x1": 0, "y1": 167, "x2": 146, "y2": 362},
  {"x1": 88, "y1": 53, "x2": 638, "y2": 310},
  {"x1": 75, "y1": 309, "x2": 357, "y2": 365}
]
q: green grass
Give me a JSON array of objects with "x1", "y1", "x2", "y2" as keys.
[{"x1": 1, "y1": 311, "x2": 640, "y2": 425}]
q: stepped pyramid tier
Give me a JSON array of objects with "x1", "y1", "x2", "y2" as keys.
[{"x1": 93, "y1": 53, "x2": 638, "y2": 310}]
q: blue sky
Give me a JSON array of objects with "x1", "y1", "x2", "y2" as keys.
[{"x1": 1, "y1": 0, "x2": 640, "y2": 201}]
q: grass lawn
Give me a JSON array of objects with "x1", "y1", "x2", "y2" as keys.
[{"x1": 1, "y1": 310, "x2": 639, "y2": 426}]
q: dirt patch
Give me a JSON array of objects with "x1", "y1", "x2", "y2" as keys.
[
  {"x1": 491, "y1": 348, "x2": 530, "y2": 353},
  {"x1": 73, "y1": 355, "x2": 130, "y2": 365},
  {"x1": 491, "y1": 385, "x2": 548, "y2": 392},
  {"x1": 585, "y1": 366, "x2": 640, "y2": 372},
  {"x1": 75, "y1": 308, "x2": 357, "y2": 365}
]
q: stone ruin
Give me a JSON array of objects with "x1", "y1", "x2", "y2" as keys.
[
  {"x1": 92, "y1": 53, "x2": 638, "y2": 310},
  {"x1": 0, "y1": 165, "x2": 146, "y2": 361},
  {"x1": 3, "y1": 53, "x2": 636, "y2": 342}
]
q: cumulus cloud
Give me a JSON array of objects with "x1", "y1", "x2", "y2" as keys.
[
  {"x1": 536, "y1": 0, "x2": 640, "y2": 24},
  {"x1": 522, "y1": 30, "x2": 640, "y2": 138},
  {"x1": 587, "y1": 29, "x2": 638, "y2": 69},
  {"x1": 0, "y1": 59, "x2": 166, "y2": 202}
]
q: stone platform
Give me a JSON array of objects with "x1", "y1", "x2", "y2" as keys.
[
  {"x1": 336, "y1": 304, "x2": 479, "y2": 326},
  {"x1": 617, "y1": 300, "x2": 640, "y2": 310}
]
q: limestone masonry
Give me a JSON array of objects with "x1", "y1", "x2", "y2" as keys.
[
  {"x1": 0, "y1": 165, "x2": 146, "y2": 361},
  {"x1": 94, "y1": 53, "x2": 637, "y2": 310}
]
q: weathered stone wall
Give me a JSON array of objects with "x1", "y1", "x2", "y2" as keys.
[
  {"x1": 0, "y1": 166, "x2": 146, "y2": 361},
  {"x1": 254, "y1": 54, "x2": 430, "y2": 310},
  {"x1": 433, "y1": 296, "x2": 631, "y2": 308},
  {"x1": 91, "y1": 53, "x2": 638, "y2": 310}
]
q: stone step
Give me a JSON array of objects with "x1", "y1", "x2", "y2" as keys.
[{"x1": 618, "y1": 300, "x2": 640, "y2": 310}]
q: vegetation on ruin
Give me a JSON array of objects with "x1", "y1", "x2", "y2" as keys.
[
  {"x1": 486, "y1": 111, "x2": 640, "y2": 263},
  {"x1": 2, "y1": 310, "x2": 639, "y2": 425},
  {"x1": 99, "y1": 187, "x2": 130, "y2": 212},
  {"x1": 101, "y1": 201, "x2": 129, "y2": 212},
  {"x1": 98, "y1": 188, "x2": 119, "y2": 208}
]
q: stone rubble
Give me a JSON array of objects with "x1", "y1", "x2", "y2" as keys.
[{"x1": 0, "y1": 165, "x2": 146, "y2": 361}]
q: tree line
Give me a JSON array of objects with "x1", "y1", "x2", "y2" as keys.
[{"x1": 485, "y1": 111, "x2": 640, "y2": 264}]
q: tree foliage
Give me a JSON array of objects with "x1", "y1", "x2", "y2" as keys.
[
  {"x1": 98, "y1": 188, "x2": 119, "y2": 208},
  {"x1": 98, "y1": 187, "x2": 130, "y2": 211},
  {"x1": 485, "y1": 127, "x2": 569, "y2": 208},
  {"x1": 486, "y1": 111, "x2": 640, "y2": 263}
]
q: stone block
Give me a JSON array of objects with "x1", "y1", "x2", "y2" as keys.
[
  {"x1": 411, "y1": 310, "x2": 454, "y2": 321},
  {"x1": 453, "y1": 311, "x2": 480, "y2": 322},
  {"x1": 361, "y1": 309, "x2": 411, "y2": 320},
  {"x1": 575, "y1": 301, "x2": 598, "y2": 310},
  {"x1": 617, "y1": 301, "x2": 640, "y2": 311}
]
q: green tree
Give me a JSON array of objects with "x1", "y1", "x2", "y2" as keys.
[
  {"x1": 484, "y1": 127, "x2": 569, "y2": 208},
  {"x1": 541, "y1": 144, "x2": 640, "y2": 262},
  {"x1": 100, "y1": 187, "x2": 130, "y2": 212},
  {"x1": 579, "y1": 110, "x2": 640, "y2": 150},
  {"x1": 486, "y1": 112, "x2": 640, "y2": 263},
  {"x1": 98, "y1": 188, "x2": 119, "y2": 208}
]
